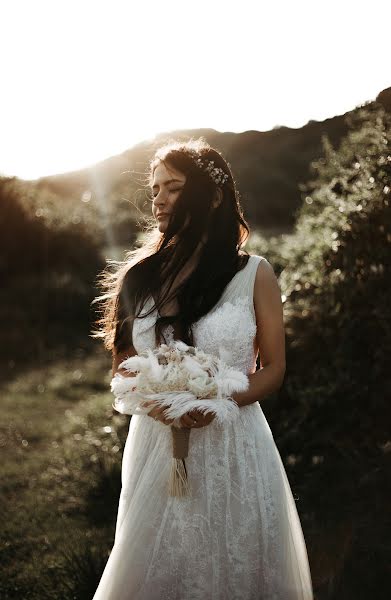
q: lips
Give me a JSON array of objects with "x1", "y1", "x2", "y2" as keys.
[{"x1": 157, "y1": 213, "x2": 169, "y2": 218}]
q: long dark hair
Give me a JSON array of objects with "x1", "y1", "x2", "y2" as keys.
[{"x1": 91, "y1": 137, "x2": 250, "y2": 352}]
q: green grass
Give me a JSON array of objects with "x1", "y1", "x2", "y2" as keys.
[
  {"x1": 0, "y1": 346, "x2": 130, "y2": 599},
  {"x1": 1, "y1": 342, "x2": 388, "y2": 599}
]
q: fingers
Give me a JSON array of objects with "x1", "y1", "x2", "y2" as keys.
[
  {"x1": 146, "y1": 404, "x2": 175, "y2": 426},
  {"x1": 141, "y1": 400, "x2": 155, "y2": 410},
  {"x1": 143, "y1": 402, "x2": 215, "y2": 428},
  {"x1": 159, "y1": 407, "x2": 174, "y2": 425},
  {"x1": 188, "y1": 409, "x2": 215, "y2": 426},
  {"x1": 180, "y1": 410, "x2": 214, "y2": 429},
  {"x1": 180, "y1": 413, "x2": 198, "y2": 428}
]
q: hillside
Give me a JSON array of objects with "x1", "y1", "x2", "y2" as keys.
[
  {"x1": 27, "y1": 89, "x2": 391, "y2": 235},
  {"x1": 1, "y1": 86, "x2": 390, "y2": 370}
]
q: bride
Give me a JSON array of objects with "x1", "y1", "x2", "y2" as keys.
[{"x1": 91, "y1": 138, "x2": 314, "y2": 599}]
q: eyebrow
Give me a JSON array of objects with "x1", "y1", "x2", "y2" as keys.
[{"x1": 152, "y1": 178, "x2": 184, "y2": 190}]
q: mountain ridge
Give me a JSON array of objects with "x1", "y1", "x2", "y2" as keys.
[{"x1": 8, "y1": 86, "x2": 391, "y2": 230}]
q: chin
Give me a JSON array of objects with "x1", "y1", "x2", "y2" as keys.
[{"x1": 157, "y1": 222, "x2": 167, "y2": 233}]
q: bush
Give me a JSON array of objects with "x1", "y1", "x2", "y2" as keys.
[
  {"x1": 250, "y1": 101, "x2": 390, "y2": 599},
  {"x1": 281, "y1": 102, "x2": 391, "y2": 403},
  {"x1": 0, "y1": 177, "x2": 105, "y2": 366}
]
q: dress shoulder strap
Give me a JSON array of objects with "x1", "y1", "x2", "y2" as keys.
[{"x1": 223, "y1": 254, "x2": 267, "y2": 302}]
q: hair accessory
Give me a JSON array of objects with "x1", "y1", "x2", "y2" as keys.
[{"x1": 195, "y1": 158, "x2": 229, "y2": 187}]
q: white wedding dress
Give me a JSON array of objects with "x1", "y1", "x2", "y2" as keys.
[{"x1": 93, "y1": 254, "x2": 314, "y2": 599}]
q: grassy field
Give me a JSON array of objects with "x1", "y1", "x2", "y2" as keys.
[
  {"x1": 0, "y1": 346, "x2": 130, "y2": 599},
  {"x1": 1, "y1": 341, "x2": 388, "y2": 599}
]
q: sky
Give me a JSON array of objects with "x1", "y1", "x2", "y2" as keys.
[{"x1": 1, "y1": 0, "x2": 390, "y2": 180}]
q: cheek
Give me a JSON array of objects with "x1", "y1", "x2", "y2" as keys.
[{"x1": 168, "y1": 193, "x2": 182, "y2": 211}]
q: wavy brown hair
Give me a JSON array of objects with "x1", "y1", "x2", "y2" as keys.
[{"x1": 90, "y1": 137, "x2": 250, "y2": 353}]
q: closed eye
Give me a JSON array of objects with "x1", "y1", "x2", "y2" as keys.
[{"x1": 149, "y1": 187, "x2": 184, "y2": 199}]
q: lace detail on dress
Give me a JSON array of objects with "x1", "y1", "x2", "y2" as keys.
[
  {"x1": 194, "y1": 296, "x2": 257, "y2": 375},
  {"x1": 93, "y1": 255, "x2": 314, "y2": 600},
  {"x1": 162, "y1": 323, "x2": 175, "y2": 345}
]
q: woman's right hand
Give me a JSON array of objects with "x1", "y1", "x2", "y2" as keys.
[
  {"x1": 112, "y1": 345, "x2": 138, "y2": 378},
  {"x1": 142, "y1": 400, "x2": 176, "y2": 426}
]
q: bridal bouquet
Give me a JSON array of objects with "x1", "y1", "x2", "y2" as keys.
[{"x1": 110, "y1": 340, "x2": 249, "y2": 497}]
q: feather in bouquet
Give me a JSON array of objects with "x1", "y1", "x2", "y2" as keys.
[{"x1": 110, "y1": 340, "x2": 249, "y2": 497}]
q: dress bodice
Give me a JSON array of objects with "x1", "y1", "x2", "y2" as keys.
[{"x1": 132, "y1": 255, "x2": 266, "y2": 376}]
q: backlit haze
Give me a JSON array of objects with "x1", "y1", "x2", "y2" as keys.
[{"x1": 1, "y1": 0, "x2": 390, "y2": 179}]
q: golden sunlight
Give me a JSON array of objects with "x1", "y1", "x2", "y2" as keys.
[{"x1": 1, "y1": 0, "x2": 389, "y2": 179}]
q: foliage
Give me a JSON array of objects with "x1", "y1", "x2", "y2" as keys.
[
  {"x1": 251, "y1": 101, "x2": 390, "y2": 599},
  {"x1": 0, "y1": 177, "x2": 106, "y2": 366},
  {"x1": 280, "y1": 102, "x2": 391, "y2": 400}
]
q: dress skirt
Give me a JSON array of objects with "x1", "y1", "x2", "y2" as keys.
[{"x1": 92, "y1": 402, "x2": 314, "y2": 600}]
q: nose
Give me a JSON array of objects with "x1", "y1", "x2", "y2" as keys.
[{"x1": 152, "y1": 189, "x2": 167, "y2": 208}]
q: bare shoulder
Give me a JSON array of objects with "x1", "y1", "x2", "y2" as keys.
[
  {"x1": 252, "y1": 256, "x2": 283, "y2": 317},
  {"x1": 253, "y1": 256, "x2": 280, "y2": 291},
  {"x1": 252, "y1": 255, "x2": 286, "y2": 370}
]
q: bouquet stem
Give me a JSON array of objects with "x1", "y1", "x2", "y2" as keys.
[{"x1": 169, "y1": 426, "x2": 191, "y2": 497}]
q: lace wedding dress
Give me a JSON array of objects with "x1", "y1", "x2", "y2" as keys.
[{"x1": 93, "y1": 254, "x2": 314, "y2": 599}]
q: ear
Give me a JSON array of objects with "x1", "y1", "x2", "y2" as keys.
[{"x1": 212, "y1": 188, "x2": 223, "y2": 209}]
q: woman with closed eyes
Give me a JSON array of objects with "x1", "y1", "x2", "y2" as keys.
[{"x1": 91, "y1": 137, "x2": 313, "y2": 599}]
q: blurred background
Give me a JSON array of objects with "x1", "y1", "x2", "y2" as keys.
[{"x1": 1, "y1": 1, "x2": 390, "y2": 598}]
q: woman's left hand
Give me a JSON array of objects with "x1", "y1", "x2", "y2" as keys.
[
  {"x1": 142, "y1": 401, "x2": 215, "y2": 428},
  {"x1": 180, "y1": 409, "x2": 216, "y2": 429}
]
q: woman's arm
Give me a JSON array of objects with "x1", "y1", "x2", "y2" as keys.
[
  {"x1": 112, "y1": 344, "x2": 138, "y2": 378},
  {"x1": 232, "y1": 258, "x2": 286, "y2": 408}
]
